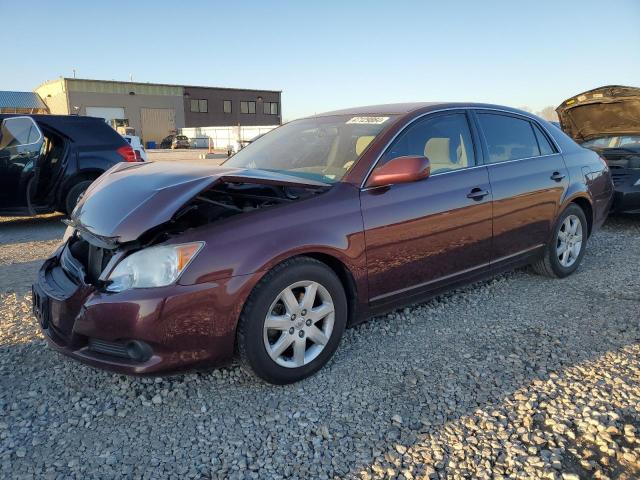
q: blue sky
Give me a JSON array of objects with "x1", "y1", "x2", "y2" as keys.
[{"x1": 1, "y1": 0, "x2": 639, "y2": 120}]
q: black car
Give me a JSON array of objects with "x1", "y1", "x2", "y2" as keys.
[
  {"x1": 557, "y1": 85, "x2": 640, "y2": 214},
  {"x1": 159, "y1": 135, "x2": 174, "y2": 149},
  {"x1": 0, "y1": 114, "x2": 138, "y2": 216},
  {"x1": 159, "y1": 135, "x2": 190, "y2": 149}
]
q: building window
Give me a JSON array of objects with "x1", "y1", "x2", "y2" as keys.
[
  {"x1": 241, "y1": 101, "x2": 256, "y2": 114},
  {"x1": 264, "y1": 102, "x2": 279, "y2": 115},
  {"x1": 190, "y1": 99, "x2": 208, "y2": 113},
  {"x1": 223, "y1": 100, "x2": 232, "y2": 113}
]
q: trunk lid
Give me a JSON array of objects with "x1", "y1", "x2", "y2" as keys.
[
  {"x1": 70, "y1": 160, "x2": 329, "y2": 243},
  {"x1": 556, "y1": 85, "x2": 640, "y2": 143}
]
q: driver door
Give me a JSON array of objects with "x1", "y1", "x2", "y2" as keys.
[
  {"x1": 360, "y1": 111, "x2": 493, "y2": 306},
  {"x1": 0, "y1": 116, "x2": 44, "y2": 213}
]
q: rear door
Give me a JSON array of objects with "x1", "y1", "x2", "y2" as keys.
[
  {"x1": 360, "y1": 110, "x2": 493, "y2": 305},
  {"x1": 473, "y1": 111, "x2": 569, "y2": 263},
  {"x1": 0, "y1": 116, "x2": 44, "y2": 212}
]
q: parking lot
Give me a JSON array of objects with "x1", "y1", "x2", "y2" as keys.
[
  {"x1": 1, "y1": 214, "x2": 639, "y2": 479},
  {"x1": 147, "y1": 149, "x2": 227, "y2": 164}
]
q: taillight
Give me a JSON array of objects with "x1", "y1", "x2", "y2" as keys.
[
  {"x1": 117, "y1": 145, "x2": 137, "y2": 162},
  {"x1": 134, "y1": 149, "x2": 142, "y2": 161}
]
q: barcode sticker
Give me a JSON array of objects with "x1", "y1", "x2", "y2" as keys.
[{"x1": 346, "y1": 116, "x2": 389, "y2": 125}]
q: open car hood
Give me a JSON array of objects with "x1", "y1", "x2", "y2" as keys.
[
  {"x1": 556, "y1": 85, "x2": 640, "y2": 143},
  {"x1": 70, "y1": 161, "x2": 329, "y2": 244}
]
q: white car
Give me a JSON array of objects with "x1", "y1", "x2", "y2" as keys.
[{"x1": 122, "y1": 135, "x2": 148, "y2": 161}]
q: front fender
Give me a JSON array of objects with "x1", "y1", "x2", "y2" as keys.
[{"x1": 174, "y1": 183, "x2": 368, "y2": 301}]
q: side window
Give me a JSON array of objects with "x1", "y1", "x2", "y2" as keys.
[
  {"x1": 380, "y1": 113, "x2": 475, "y2": 174},
  {"x1": 532, "y1": 124, "x2": 556, "y2": 155},
  {"x1": 478, "y1": 113, "x2": 541, "y2": 163},
  {"x1": 0, "y1": 117, "x2": 44, "y2": 166}
]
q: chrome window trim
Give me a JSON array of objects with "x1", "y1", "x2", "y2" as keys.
[
  {"x1": 360, "y1": 164, "x2": 489, "y2": 192},
  {"x1": 484, "y1": 152, "x2": 560, "y2": 168},
  {"x1": 360, "y1": 106, "x2": 563, "y2": 189}
]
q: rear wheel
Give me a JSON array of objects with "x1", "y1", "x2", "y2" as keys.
[
  {"x1": 64, "y1": 180, "x2": 93, "y2": 215},
  {"x1": 237, "y1": 257, "x2": 347, "y2": 384},
  {"x1": 533, "y1": 203, "x2": 588, "y2": 278}
]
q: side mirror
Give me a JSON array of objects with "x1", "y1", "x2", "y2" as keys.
[{"x1": 366, "y1": 155, "x2": 431, "y2": 188}]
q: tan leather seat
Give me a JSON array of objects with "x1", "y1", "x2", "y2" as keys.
[
  {"x1": 344, "y1": 135, "x2": 375, "y2": 170},
  {"x1": 424, "y1": 136, "x2": 467, "y2": 173},
  {"x1": 356, "y1": 135, "x2": 374, "y2": 156}
]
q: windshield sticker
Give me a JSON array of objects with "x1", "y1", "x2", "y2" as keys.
[{"x1": 346, "y1": 116, "x2": 389, "y2": 125}]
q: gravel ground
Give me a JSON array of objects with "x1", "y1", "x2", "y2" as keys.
[{"x1": 1, "y1": 214, "x2": 639, "y2": 479}]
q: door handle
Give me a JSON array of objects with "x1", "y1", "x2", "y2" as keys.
[
  {"x1": 467, "y1": 187, "x2": 489, "y2": 200},
  {"x1": 550, "y1": 171, "x2": 566, "y2": 182}
]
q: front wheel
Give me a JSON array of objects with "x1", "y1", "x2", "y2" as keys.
[
  {"x1": 533, "y1": 204, "x2": 588, "y2": 278},
  {"x1": 237, "y1": 257, "x2": 347, "y2": 384}
]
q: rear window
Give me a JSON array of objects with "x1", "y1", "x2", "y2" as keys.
[
  {"x1": 176, "y1": 135, "x2": 188, "y2": 140},
  {"x1": 32, "y1": 116, "x2": 127, "y2": 147},
  {"x1": 478, "y1": 113, "x2": 541, "y2": 163},
  {"x1": 532, "y1": 124, "x2": 555, "y2": 155}
]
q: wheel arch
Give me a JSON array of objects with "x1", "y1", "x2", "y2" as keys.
[
  {"x1": 58, "y1": 169, "x2": 104, "y2": 209},
  {"x1": 241, "y1": 251, "x2": 361, "y2": 328},
  {"x1": 570, "y1": 196, "x2": 593, "y2": 237},
  {"x1": 299, "y1": 252, "x2": 360, "y2": 326}
]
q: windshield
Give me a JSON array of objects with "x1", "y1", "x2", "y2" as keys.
[
  {"x1": 176, "y1": 135, "x2": 188, "y2": 140},
  {"x1": 224, "y1": 114, "x2": 396, "y2": 183},
  {"x1": 582, "y1": 135, "x2": 640, "y2": 149}
]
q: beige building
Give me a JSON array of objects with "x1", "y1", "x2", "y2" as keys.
[
  {"x1": 35, "y1": 78, "x2": 281, "y2": 146},
  {"x1": 35, "y1": 78, "x2": 186, "y2": 144}
]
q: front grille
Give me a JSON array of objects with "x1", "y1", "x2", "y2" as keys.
[
  {"x1": 66, "y1": 237, "x2": 116, "y2": 284},
  {"x1": 610, "y1": 171, "x2": 630, "y2": 187}
]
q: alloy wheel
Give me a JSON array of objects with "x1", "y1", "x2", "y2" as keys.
[
  {"x1": 263, "y1": 281, "x2": 335, "y2": 368},
  {"x1": 556, "y1": 214, "x2": 583, "y2": 267}
]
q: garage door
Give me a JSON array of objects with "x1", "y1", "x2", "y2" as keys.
[
  {"x1": 140, "y1": 108, "x2": 176, "y2": 145},
  {"x1": 85, "y1": 106, "x2": 125, "y2": 123}
]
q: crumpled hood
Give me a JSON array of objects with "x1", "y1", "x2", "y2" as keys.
[
  {"x1": 71, "y1": 160, "x2": 329, "y2": 243},
  {"x1": 556, "y1": 85, "x2": 640, "y2": 143}
]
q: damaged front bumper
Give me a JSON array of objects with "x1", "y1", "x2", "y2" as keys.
[
  {"x1": 610, "y1": 168, "x2": 640, "y2": 213},
  {"x1": 33, "y1": 243, "x2": 240, "y2": 374}
]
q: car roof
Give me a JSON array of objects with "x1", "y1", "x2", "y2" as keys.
[
  {"x1": 0, "y1": 113, "x2": 127, "y2": 146},
  {"x1": 313, "y1": 102, "x2": 534, "y2": 118}
]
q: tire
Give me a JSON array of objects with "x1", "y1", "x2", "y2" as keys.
[
  {"x1": 237, "y1": 257, "x2": 347, "y2": 384},
  {"x1": 64, "y1": 180, "x2": 93, "y2": 215},
  {"x1": 533, "y1": 203, "x2": 588, "y2": 278}
]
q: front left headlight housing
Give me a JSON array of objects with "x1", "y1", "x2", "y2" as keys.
[{"x1": 106, "y1": 242, "x2": 204, "y2": 292}]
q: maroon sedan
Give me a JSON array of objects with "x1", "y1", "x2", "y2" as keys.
[{"x1": 32, "y1": 103, "x2": 613, "y2": 384}]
